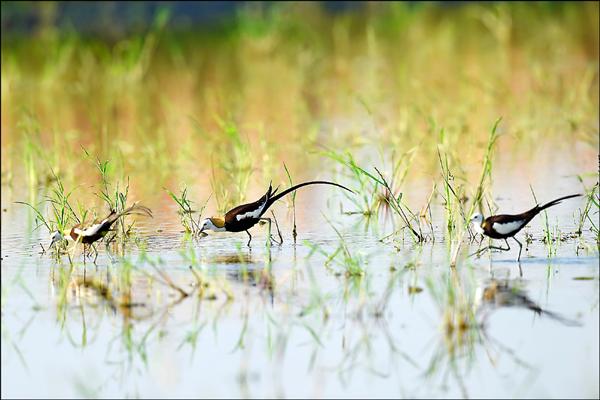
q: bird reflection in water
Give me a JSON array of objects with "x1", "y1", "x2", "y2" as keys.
[{"x1": 475, "y1": 279, "x2": 582, "y2": 327}]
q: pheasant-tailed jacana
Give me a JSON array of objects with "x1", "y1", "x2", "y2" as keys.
[
  {"x1": 49, "y1": 202, "x2": 152, "y2": 260},
  {"x1": 199, "y1": 180, "x2": 353, "y2": 246},
  {"x1": 470, "y1": 193, "x2": 581, "y2": 261}
]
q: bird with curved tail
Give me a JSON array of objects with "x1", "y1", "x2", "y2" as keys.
[
  {"x1": 199, "y1": 180, "x2": 354, "y2": 246},
  {"x1": 469, "y1": 193, "x2": 582, "y2": 262},
  {"x1": 49, "y1": 201, "x2": 153, "y2": 261}
]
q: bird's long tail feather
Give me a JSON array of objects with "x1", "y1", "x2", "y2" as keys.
[
  {"x1": 107, "y1": 201, "x2": 153, "y2": 225},
  {"x1": 264, "y1": 180, "x2": 353, "y2": 212},
  {"x1": 538, "y1": 194, "x2": 582, "y2": 212}
]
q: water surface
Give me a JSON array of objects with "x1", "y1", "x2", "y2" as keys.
[{"x1": 1, "y1": 160, "x2": 598, "y2": 399}]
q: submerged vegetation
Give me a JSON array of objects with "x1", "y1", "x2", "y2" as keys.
[{"x1": 1, "y1": 2, "x2": 599, "y2": 398}]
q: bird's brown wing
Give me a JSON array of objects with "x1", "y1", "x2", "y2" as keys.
[
  {"x1": 224, "y1": 184, "x2": 273, "y2": 226},
  {"x1": 485, "y1": 206, "x2": 539, "y2": 226}
]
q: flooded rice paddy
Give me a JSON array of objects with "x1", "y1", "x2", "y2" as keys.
[
  {"x1": 1, "y1": 153, "x2": 598, "y2": 399},
  {"x1": 2, "y1": 2, "x2": 599, "y2": 398}
]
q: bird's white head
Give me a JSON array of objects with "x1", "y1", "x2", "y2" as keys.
[
  {"x1": 469, "y1": 213, "x2": 485, "y2": 234},
  {"x1": 199, "y1": 217, "x2": 226, "y2": 233},
  {"x1": 48, "y1": 230, "x2": 65, "y2": 249}
]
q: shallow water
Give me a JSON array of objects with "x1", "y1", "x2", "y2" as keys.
[{"x1": 1, "y1": 163, "x2": 599, "y2": 399}]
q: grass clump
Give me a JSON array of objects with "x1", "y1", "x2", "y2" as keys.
[
  {"x1": 323, "y1": 148, "x2": 426, "y2": 243},
  {"x1": 437, "y1": 118, "x2": 502, "y2": 266},
  {"x1": 575, "y1": 179, "x2": 599, "y2": 244},
  {"x1": 166, "y1": 185, "x2": 210, "y2": 236},
  {"x1": 283, "y1": 162, "x2": 297, "y2": 243}
]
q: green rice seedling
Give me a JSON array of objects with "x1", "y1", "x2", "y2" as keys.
[
  {"x1": 17, "y1": 168, "x2": 81, "y2": 258},
  {"x1": 372, "y1": 167, "x2": 424, "y2": 243},
  {"x1": 466, "y1": 117, "x2": 502, "y2": 225},
  {"x1": 166, "y1": 185, "x2": 210, "y2": 236},
  {"x1": 586, "y1": 196, "x2": 600, "y2": 246},
  {"x1": 15, "y1": 200, "x2": 52, "y2": 238},
  {"x1": 436, "y1": 143, "x2": 475, "y2": 267},
  {"x1": 322, "y1": 148, "x2": 425, "y2": 242},
  {"x1": 529, "y1": 185, "x2": 556, "y2": 258},
  {"x1": 419, "y1": 183, "x2": 437, "y2": 241},
  {"x1": 204, "y1": 118, "x2": 253, "y2": 213},
  {"x1": 17, "y1": 110, "x2": 49, "y2": 201},
  {"x1": 443, "y1": 118, "x2": 501, "y2": 266},
  {"x1": 575, "y1": 179, "x2": 599, "y2": 242},
  {"x1": 46, "y1": 169, "x2": 82, "y2": 228},
  {"x1": 85, "y1": 152, "x2": 139, "y2": 245},
  {"x1": 22, "y1": 133, "x2": 40, "y2": 203},
  {"x1": 321, "y1": 149, "x2": 380, "y2": 217},
  {"x1": 83, "y1": 170, "x2": 148, "y2": 256},
  {"x1": 438, "y1": 120, "x2": 499, "y2": 244},
  {"x1": 283, "y1": 162, "x2": 298, "y2": 243},
  {"x1": 437, "y1": 143, "x2": 459, "y2": 239}
]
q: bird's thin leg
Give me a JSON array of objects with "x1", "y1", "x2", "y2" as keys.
[
  {"x1": 513, "y1": 236, "x2": 524, "y2": 263},
  {"x1": 246, "y1": 230, "x2": 252, "y2": 247},
  {"x1": 92, "y1": 244, "x2": 99, "y2": 264},
  {"x1": 515, "y1": 239, "x2": 524, "y2": 276},
  {"x1": 269, "y1": 211, "x2": 283, "y2": 244},
  {"x1": 260, "y1": 217, "x2": 283, "y2": 246}
]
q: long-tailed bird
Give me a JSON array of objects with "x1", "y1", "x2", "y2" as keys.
[
  {"x1": 49, "y1": 202, "x2": 153, "y2": 259},
  {"x1": 199, "y1": 180, "x2": 353, "y2": 246},
  {"x1": 470, "y1": 193, "x2": 581, "y2": 261}
]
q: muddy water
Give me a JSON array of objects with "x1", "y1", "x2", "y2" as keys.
[{"x1": 1, "y1": 159, "x2": 598, "y2": 398}]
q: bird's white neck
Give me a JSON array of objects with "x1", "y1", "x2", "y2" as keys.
[{"x1": 472, "y1": 223, "x2": 485, "y2": 235}]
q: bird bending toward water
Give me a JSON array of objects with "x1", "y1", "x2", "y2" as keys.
[
  {"x1": 49, "y1": 202, "x2": 153, "y2": 260},
  {"x1": 199, "y1": 180, "x2": 353, "y2": 246},
  {"x1": 470, "y1": 193, "x2": 581, "y2": 262}
]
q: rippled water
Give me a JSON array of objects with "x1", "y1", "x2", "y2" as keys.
[{"x1": 1, "y1": 166, "x2": 599, "y2": 398}]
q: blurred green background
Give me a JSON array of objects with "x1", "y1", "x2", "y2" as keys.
[{"x1": 2, "y1": 1, "x2": 598, "y2": 213}]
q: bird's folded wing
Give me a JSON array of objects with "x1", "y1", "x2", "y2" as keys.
[{"x1": 74, "y1": 219, "x2": 108, "y2": 237}]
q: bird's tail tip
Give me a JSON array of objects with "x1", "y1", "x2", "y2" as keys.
[
  {"x1": 123, "y1": 202, "x2": 153, "y2": 218},
  {"x1": 539, "y1": 193, "x2": 583, "y2": 210}
]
